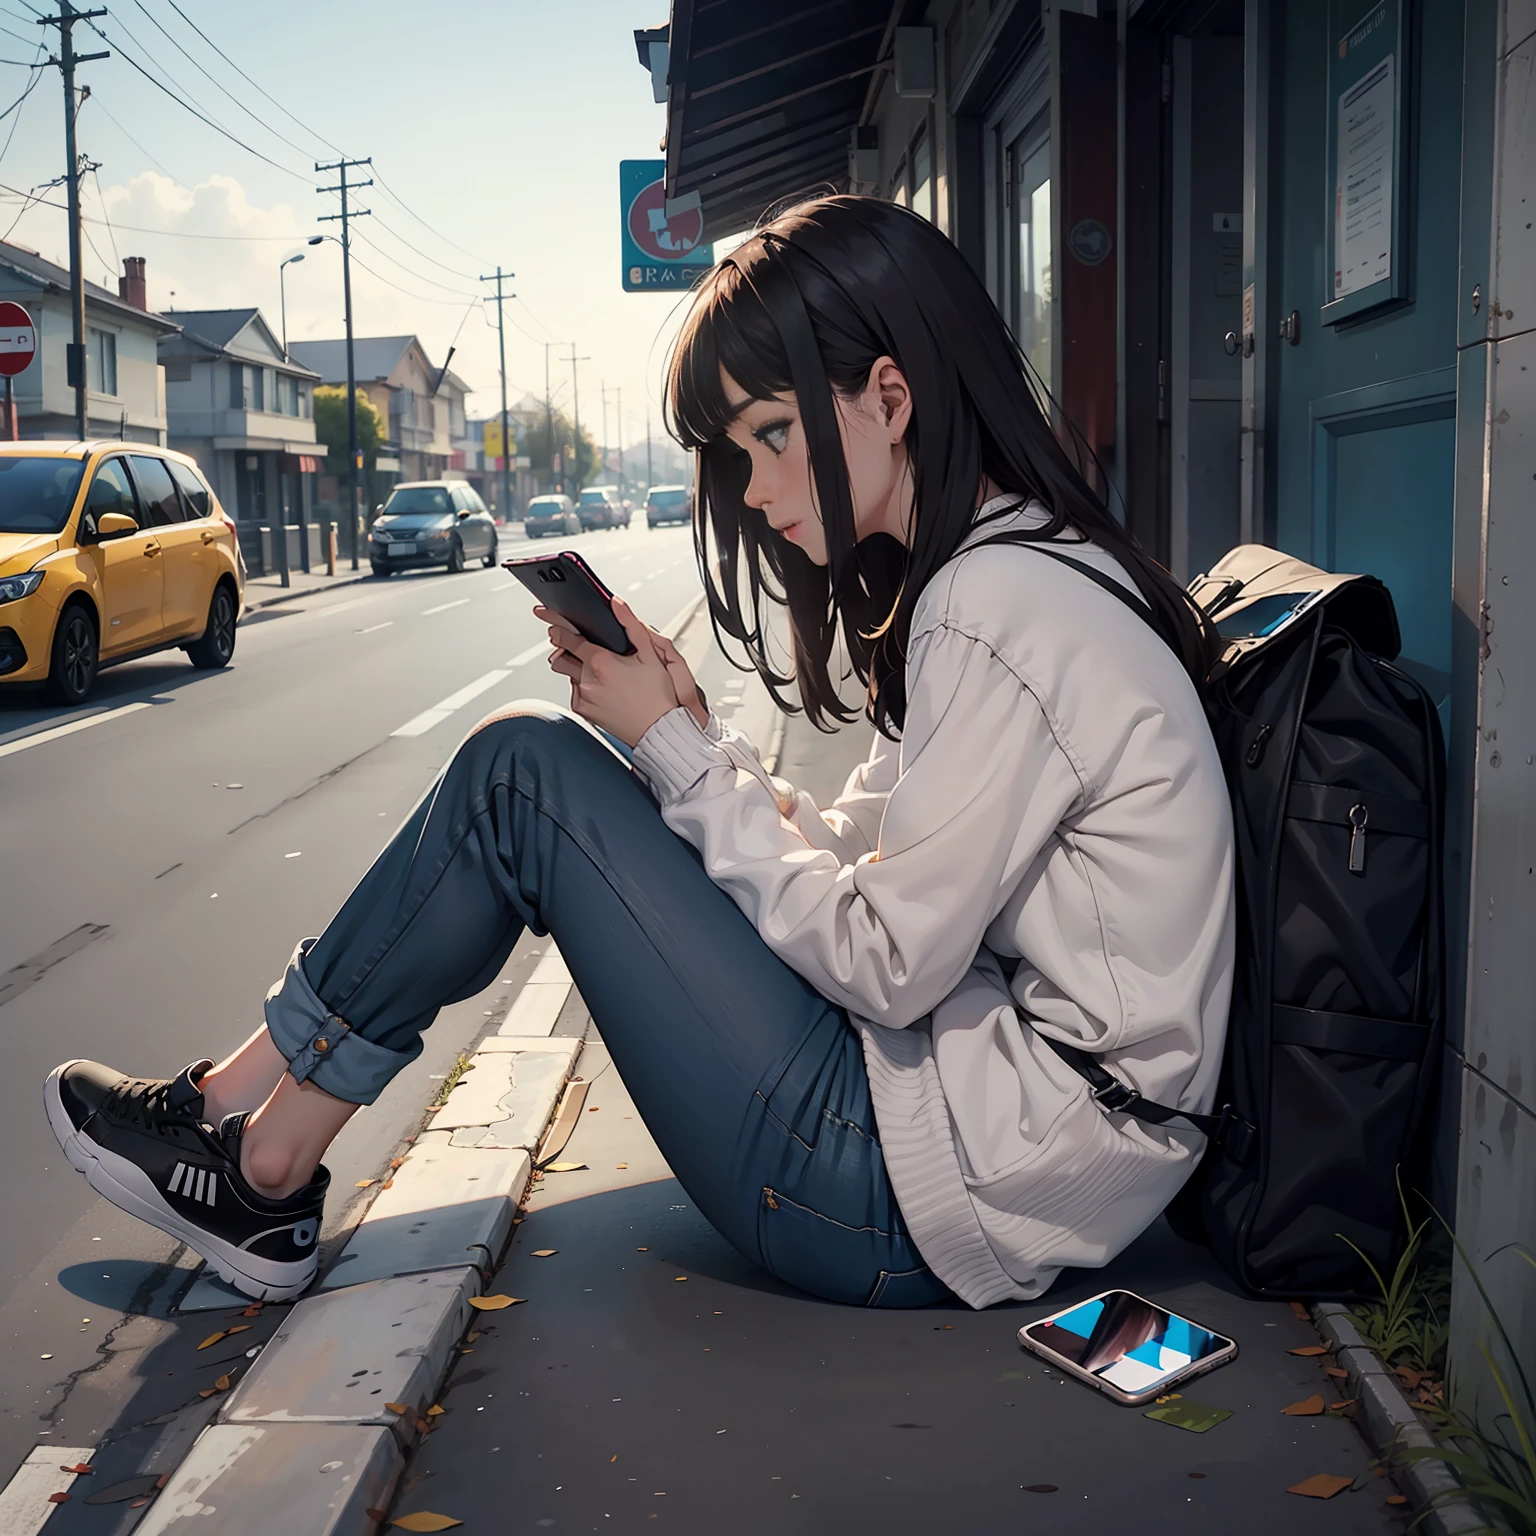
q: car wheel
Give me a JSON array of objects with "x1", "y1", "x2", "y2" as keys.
[
  {"x1": 483, "y1": 533, "x2": 498, "y2": 567},
  {"x1": 446, "y1": 537, "x2": 466, "y2": 574},
  {"x1": 371, "y1": 561, "x2": 393, "y2": 577},
  {"x1": 45, "y1": 602, "x2": 98, "y2": 705},
  {"x1": 186, "y1": 583, "x2": 238, "y2": 670}
]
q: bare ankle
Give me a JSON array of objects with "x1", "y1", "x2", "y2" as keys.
[{"x1": 239, "y1": 1138, "x2": 310, "y2": 1201}]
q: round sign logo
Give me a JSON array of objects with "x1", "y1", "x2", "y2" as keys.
[
  {"x1": 0, "y1": 300, "x2": 36, "y2": 378},
  {"x1": 627, "y1": 178, "x2": 704, "y2": 263}
]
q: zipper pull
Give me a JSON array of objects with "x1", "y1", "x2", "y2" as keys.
[
  {"x1": 1348, "y1": 804, "x2": 1368, "y2": 873},
  {"x1": 763, "y1": 1188, "x2": 779, "y2": 1210},
  {"x1": 1246, "y1": 724, "x2": 1272, "y2": 767}
]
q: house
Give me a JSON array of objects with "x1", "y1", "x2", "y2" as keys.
[
  {"x1": 287, "y1": 335, "x2": 471, "y2": 497},
  {"x1": 0, "y1": 244, "x2": 177, "y2": 442},
  {"x1": 642, "y1": 0, "x2": 1534, "y2": 1401},
  {"x1": 158, "y1": 307, "x2": 325, "y2": 570}
]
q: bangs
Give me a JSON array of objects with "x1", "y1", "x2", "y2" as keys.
[{"x1": 666, "y1": 249, "x2": 795, "y2": 450}]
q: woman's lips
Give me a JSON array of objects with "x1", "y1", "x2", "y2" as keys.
[{"x1": 780, "y1": 521, "x2": 801, "y2": 540}]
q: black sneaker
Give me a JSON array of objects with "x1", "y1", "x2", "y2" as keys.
[{"x1": 44, "y1": 1059, "x2": 327, "y2": 1302}]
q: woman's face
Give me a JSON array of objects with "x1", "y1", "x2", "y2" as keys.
[{"x1": 720, "y1": 358, "x2": 913, "y2": 567}]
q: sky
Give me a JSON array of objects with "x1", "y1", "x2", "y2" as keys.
[{"x1": 0, "y1": 0, "x2": 701, "y2": 452}]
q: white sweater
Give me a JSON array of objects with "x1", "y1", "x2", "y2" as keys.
[{"x1": 630, "y1": 497, "x2": 1236, "y2": 1308}]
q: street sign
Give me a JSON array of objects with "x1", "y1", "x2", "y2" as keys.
[
  {"x1": 621, "y1": 160, "x2": 713, "y2": 293},
  {"x1": 0, "y1": 301, "x2": 36, "y2": 377}
]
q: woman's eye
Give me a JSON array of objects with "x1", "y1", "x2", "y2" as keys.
[{"x1": 754, "y1": 421, "x2": 791, "y2": 455}]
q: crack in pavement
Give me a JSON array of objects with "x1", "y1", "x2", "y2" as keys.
[{"x1": 226, "y1": 741, "x2": 384, "y2": 835}]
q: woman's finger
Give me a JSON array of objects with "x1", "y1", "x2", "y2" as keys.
[{"x1": 611, "y1": 595, "x2": 655, "y2": 655}]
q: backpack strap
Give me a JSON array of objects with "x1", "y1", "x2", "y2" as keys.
[
  {"x1": 1042, "y1": 1035, "x2": 1256, "y2": 1163},
  {"x1": 969, "y1": 529, "x2": 1257, "y2": 1163}
]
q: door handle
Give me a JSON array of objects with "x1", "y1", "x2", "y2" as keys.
[
  {"x1": 200, "y1": 530, "x2": 217, "y2": 544},
  {"x1": 143, "y1": 541, "x2": 161, "y2": 557}
]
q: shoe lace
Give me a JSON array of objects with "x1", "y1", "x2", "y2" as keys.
[{"x1": 106, "y1": 1077, "x2": 177, "y2": 1128}]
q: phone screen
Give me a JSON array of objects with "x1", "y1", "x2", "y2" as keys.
[
  {"x1": 1021, "y1": 1291, "x2": 1232, "y2": 1396},
  {"x1": 1213, "y1": 590, "x2": 1320, "y2": 641}
]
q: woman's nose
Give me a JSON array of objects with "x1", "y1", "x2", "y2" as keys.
[{"x1": 743, "y1": 467, "x2": 770, "y2": 511}]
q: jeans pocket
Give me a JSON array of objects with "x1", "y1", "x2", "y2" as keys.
[
  {"x1": 757, "y1": 1185, "x2": 886, "y2": 1307},
  {"x1": 863, "y1": 1265, "x2": 949, "y2": 1310}
]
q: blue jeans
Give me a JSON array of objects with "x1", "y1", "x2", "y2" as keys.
[{"x1": 265, "y1": 702, "x2": 948, "y2": 1310}]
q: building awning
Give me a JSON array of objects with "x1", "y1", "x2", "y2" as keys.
[
  {"x1": 283, "y1": 453, "x2": 323, "y2": 474},
  {"x1": 644, "y1": 1, "x2": 900, "y2": 242},
  {"x1": 211, "y1": 436, "x2": 325, "y2": 457}
]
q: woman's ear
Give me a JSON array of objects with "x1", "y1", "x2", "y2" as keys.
[{"x1": 868, "y1": 356, "x2": 913, "y2": 443}]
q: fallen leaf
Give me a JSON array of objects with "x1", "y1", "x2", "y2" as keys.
[
  {"x1": 199, "y1": 1389, "x2": 217, "y2": 1398},
  {"x1": 616, "y1": 1163, "x2": 628, "y2": 1169},
  {"x1": 129, "y1": 1497, "x2": 151, "y2": 1509},
  {"x1": 241, "y1": 1305, "x2": 263, "y2": 1318},
  {"x1": 389, "y1": 1158, "x2": 405, "y2": 1171},
  {"x1": 366, "y1": 1514, "x2": 387, "y2": 1525},
  {"x1": 391, "y1": 1514, "x2": 463, "y2": 1532},
  {"x1": 157, "y1": 1475, "x2": 169, "y2": 1489},
  {"x1": 611, "y1": 1455, "x2": 618, "y2": 1463},
  {"x1": 60, "y1": 1463, "x2": 92, "y2": 1475},
  {"x1": 1289, "y1": 1301, "x2": 1311, "y2": 1320},
  {"x1": 1282, "y1": 1394, "x2": 1326, "y2": 1416},
  {"x1": 356, "y1": 1179, "x2": 377, "y2": 1188},
  {"x1": 466, "y1": 1332, "x2": 481, "y2": 1343},
  {"x1": 84, "y1": 1475, "x2": 162, "y2": 1505},
  {"x1": 1023, "y1": 1484, "x2": 1058, "y2": 1494},
  {"x1": 1287, "y1": 1345, "x2": 1329, "y2": 1357},
  {"x1": 197, "y1": 1331, "x2": 227, "y2": 1350},
  {"x1": 1187, "y1": 1473, "x2": 1206, "y2": 1480},
  {"x1": 427, "y1": 1405, "x2": 445, "y2": 1417},
  {"x1": 213, "y1": 1374, "x2": 231, "y2": 1391},
  {"x1": 385, "y1": 1402, "x2": 411, "y2": 1414},
  {"x1": 381, "y1": 1179, "x2": 394, "y2": 1190},
  {"x1": 48, "y1": 1492, "x2": 71, "y2": 1504},
  {"x1": 415, "y1": 1417, "x2": 431, "y2": 1433},
  {"x1": 226, "y1": 1326, "x2": 251, "y2": 1337},
  {"x1": 588, "y1": 1105, "x2": 599, "y2": 1111},
  {"x1": 531, "y1": 1249, "x2": 558, "y2": 1258},
  {"x1": 1325, "y1": 1366, "x2": 1349, "y2": 1379},
  {"x1": 636, "y1": 1246, "x2": 647, "y2": 1251},
  {"x1": 1394, "y1": 1366, "x2": 1426, "y2": 1389},
  {"x1": 1288, "y1": 1474, "x2": 1354, "y2": 1499},
  {"x1": 1385, "y1": 1494, "x2": 1407, "y2": 1507},
  {"x1": 674, "y1": 1276, "x2": 688, "y2": 1282},
  {"x1": 468, "y1": 1295, "x2": 524, "y2": 1311},
  {"x1": 544, "y1": 1162, "x2": 588, "y2": 1173}
]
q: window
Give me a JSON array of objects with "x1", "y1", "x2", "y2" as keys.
[
  {"x1": 229, "y1": 360, "x2": 246, "y2": 409},
  {"x1": 88, "y1": 328, "x2": 117, "y2": 396},
  {"x1": 274, "y1": 374, "x2": 298, "y2": 415},
  {"x1": 299, "y1": 386, "x2": 311, "y2": 418},
  {"x1": 83, "y1": 458, "x2": 136, "y2": 530},
  {"x1": 167, "y1": 458, "x2": 213, "y2": 518},
  {"x1": 126, "y1": 456, "x2": 186, "y2": 525},
  {"x1": 892, "y1": 159, "x2": 909, "y2": 207},
  {"x1": 1010, "y1": 131, "x2": 1053, "y2": 397},
  {"x1": 163, "y1": 360, "x2": 192, "y2": 383},
  {"x1": 251, "y1": 367, "x2": 265, "y2": 412},
  {"x1": 911, "y1": 130, "x2": 933, "y2": 222}
]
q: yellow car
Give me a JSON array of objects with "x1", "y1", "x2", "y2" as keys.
[{"x1": 0, "y1": 441, "x2": 245, "y2": 704}]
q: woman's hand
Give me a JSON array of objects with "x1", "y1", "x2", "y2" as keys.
[{"x1": 535, "y1": 598, "x2": 708, "y2": 746}]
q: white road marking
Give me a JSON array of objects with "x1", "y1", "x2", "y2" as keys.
[
  {"x1": 626, "y1": 582, "x2": 644, "y2": 593},
  {"x1": 508, "y1": 640, "x2": 551, "y2": 666},
  {"x1": 0, "y1": 700, "x2": 153, "y2": 761},
  {"x1": 358, "y1": 621, "x2": 393, "y2": 634},
  {"x1": 0, "y1": 1446, "x2": 94, "y2": 1533},
  {"x1": 421, "y1": 597, "x2": 471, "y2": 616},
  {"x1": 297, "y1": 595, "x2": 372, "y2": 619},
  {"x1": 391, "y1": 669, "x2": 510, "y2": 738}
]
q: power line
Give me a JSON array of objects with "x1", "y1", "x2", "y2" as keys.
[
  {"x1": 369, "y1": 164, "x2": 492, "y2": 269},
  {"x1": 0, "y1": 52, "x2": 40, "y2": 119},
  {"x1": 348, "y1": 224, "x2": 477, "y2": 298},
  {"x1": 160, "y1": 0, "x2": 344, "y2": 158},
  {"x1": 90, "y1": 162, "x2": 119, "y2": 269},
  {"x1": 0, "y1": 176, "x2": 325, "y2": 240},
  {"x1": 0, "y1": 173, "x2": 63, "y2": 243},
  {"x1": 84, "y1": 86, "x2": 181, "y2": 183},
  {"x1": 345, "y1": 248, "x2": 482, "y2": 306},
  {"x1": 359, "y1": 211, "x2": 480, "y2": 283},
  {"x1": 83, "y1": 14, "x2": 310, "y2": 184}
]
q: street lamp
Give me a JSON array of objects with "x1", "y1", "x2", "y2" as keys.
[{"x1": 278, "y1": 252, "x2": 305, "y2": 360}]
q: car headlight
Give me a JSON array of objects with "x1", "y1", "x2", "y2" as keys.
[{"x1": 0, "y1": 571, "x2": 44, "y2": 605}]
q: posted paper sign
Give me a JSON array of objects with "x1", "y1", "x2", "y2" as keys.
[{"x1": 1334, "y1": 54, "x2": 1394, "y2": 299}]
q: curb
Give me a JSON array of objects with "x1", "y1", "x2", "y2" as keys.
[
  {"x1": 243, "y1": 568, "x2": 375, "y2": 611},
  {"x1": 1312, "y1": 1302, "x2": 1487, "y2": 1536},
  {"x1": 148, "y1": 947, "x2": 586, "y2": 1532}
]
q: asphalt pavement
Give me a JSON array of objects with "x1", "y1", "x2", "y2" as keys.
[{"x1": 0, "y1": 520, "x2": 700, "y2": 1485}]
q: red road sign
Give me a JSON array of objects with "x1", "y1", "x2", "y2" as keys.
[{"x1": 0, "y1": 301, "x2": 36, "y2": 377}]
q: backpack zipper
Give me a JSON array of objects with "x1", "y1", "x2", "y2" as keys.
[
  {"x1": 1246, "y1": 724, "x2": 1273, "y2": 767},
  {"x1": 1348, "y1": 804, "x2": 1369, "y2": 873}
]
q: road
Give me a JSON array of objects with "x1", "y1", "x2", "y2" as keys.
[{"x1": 0, "y1": 519, "x2": 702, "y2": 1482}]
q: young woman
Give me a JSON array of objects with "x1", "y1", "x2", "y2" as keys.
[{"x1": 44, "y1": 196, "x2": 1234, "y2": 1310}]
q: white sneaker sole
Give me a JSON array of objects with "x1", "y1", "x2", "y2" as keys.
[{"x1": 44, "y1": 1062, "x2": 318, "y2": 1303}]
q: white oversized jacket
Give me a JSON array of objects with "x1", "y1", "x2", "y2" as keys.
[{"x1": 629, "y1": 497, "x2": 1236, "y2": 1307}]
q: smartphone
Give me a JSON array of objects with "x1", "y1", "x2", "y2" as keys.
[
  {"x1": 504, "y1": 550, "x2": 636, "y2": 656},
  {"x1": 1211, "y1": 589, "x2": 1323, "y2": 643},
  {"x1": 1017, "y1": 1289, "x2": 1237, "y2": 1406}
]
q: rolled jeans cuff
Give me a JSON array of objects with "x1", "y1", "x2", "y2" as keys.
[{"x1": 263, "y1": 938, "x2": 421, "y2": 1106}]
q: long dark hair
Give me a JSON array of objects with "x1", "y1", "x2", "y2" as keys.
[{"x1": 666, "y1": 194, "x2": 1217, "y2": 736}]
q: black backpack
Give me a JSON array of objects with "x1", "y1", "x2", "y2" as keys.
[{"x1": 976, "y1": 535, "x2": 1446, "y2": 1299}]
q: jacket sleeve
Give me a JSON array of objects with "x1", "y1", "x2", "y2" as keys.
[{"x1": 629, "y1": 623, "x2": 1084, "y2": 1028}]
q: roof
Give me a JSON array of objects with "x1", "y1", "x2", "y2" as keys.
[
  {"x1": 288, "y1": 336, "x2": 416, "y2": 386},
  {"x1": 159, "y1": 308, "x2": 320, "y2": 377},
  {"x1": 647, "y1": 1, "x2": 903, "y2": 242},
  {"x1": 0, "y1": 240, "x2": 181, "y2": 334}
]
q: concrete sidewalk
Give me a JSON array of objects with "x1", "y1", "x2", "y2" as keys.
[{"x1": 111, "y1": 616, "x2": 1456, "y2": 1535}]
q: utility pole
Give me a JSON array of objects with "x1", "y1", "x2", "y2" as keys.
[
  {"x1": 568, "y1": 345, "x2": 590, "y2": 493},
  {"x1": 38, "y1": 2, "x2": 108, "y2": 442},
  {"x1": 478, "y1": 266, "x2": 515, "y2": 522},
  {"x1": 316, "y1": 155, "x2": 371, "y2": 570},
  {"x1": 542, "y1": 342, "x2": 556, "y2": 495}
]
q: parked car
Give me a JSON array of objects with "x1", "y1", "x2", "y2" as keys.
[
  {"x1": 369, "y1": 482, "x2": 497, "y2": 577},
  {"x1": 577, "y1": 485, "x2": 629, "y2": 531},
  {"x1": 524, "y1": 494, "x2": 580, "y2": 539},
  {"x1": 645, "y1": 485, "x2": 690, "y2": 528},
  {"x1": 0, "y1": 441, "x2": 244, "y2": 705}
]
